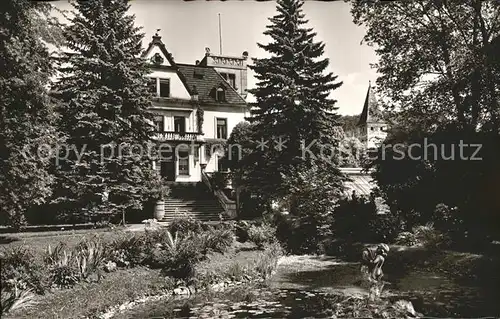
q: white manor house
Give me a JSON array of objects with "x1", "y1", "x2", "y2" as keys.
[
  {"x1": 143, "y1": 32, "x2": 248, "y2": 221},
  {"x1": 144, "y1": 33, "x2": 248, "y2": 182}
]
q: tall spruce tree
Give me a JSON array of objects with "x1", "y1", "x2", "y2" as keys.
[
  {"x1": 0, "y1": 0, "x2": 58, "y2": 227},
  {"x1": 246, "y1": 0, "x2": 344, "y2": 201},
  {"x1": 53, "y1": 0, "x2": 161, "y2": 223}
]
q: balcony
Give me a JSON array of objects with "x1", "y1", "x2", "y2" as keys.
[{"x1": 153, "y1": 131, "x2": 203, "y2": 142}]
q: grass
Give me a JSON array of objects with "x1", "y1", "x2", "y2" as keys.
[
  {"x1": 0, "y1": 228, "x2": 125, "y2": 253},
  {"x1": 4, "y1": 267, "x2": 170, "y2": 319}
]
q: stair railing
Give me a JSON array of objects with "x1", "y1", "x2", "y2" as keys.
[{"x1": 201, "y1": 170, "x2": 237, "y2": 218}]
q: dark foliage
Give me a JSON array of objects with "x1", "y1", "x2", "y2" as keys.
[{"x1": 52, "y1": 0, "x2": 162, "y2": 223}]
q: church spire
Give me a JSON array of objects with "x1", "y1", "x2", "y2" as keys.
[{"x1": 357, "y1": 81, "x2": 383, "y2": 126}]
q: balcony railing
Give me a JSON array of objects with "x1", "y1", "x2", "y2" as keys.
[{"x1": 153, "y1": 131, "x2": 203, "y2": 142}]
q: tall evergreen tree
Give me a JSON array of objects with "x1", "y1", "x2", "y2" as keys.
[
  {"x1": 246, "y1": 0, "x2": 344, "y2": 201},
  {"x1": 53, "y1": 0, "x2": 161, "y2": 222},
  {"x1": 0, "y1": 0, "x2": 58, "y2": 227}
]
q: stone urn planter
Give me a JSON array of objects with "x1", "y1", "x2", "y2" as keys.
[{"x1": 154, "y1": 200, "x2": 165, "y2": 221}]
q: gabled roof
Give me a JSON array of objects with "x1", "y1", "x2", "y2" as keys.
[
  {"x1": 141, "y1": 33, "x2": 177, "y2": 67},
  {"x1": 358, "y1": 81, "x2": 385, "y2": 126},
  {"x1": 176, "y1": 64, "x2": 246, "y2": 105}
]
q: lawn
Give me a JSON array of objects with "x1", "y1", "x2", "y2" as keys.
[{"x1": 0, "y1": 227, "x2": 123, "y2": 252}]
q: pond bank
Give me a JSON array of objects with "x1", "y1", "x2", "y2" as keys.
[
  {"x1": 276, "y1": 245, "x2": 500, "y2": 318},
  {"x1": 113, "y1": 255, "x2": 420, "y2": 318}
]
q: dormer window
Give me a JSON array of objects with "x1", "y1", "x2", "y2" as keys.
[{"x1": 215, "y1": 87, "x2": 225, "y2": 102}]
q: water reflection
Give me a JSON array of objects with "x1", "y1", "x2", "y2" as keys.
[{"x1": 116, "y1": 264, "x2": 500, "y2": 318}]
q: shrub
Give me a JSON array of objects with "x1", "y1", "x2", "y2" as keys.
[
  {"x1": 0, "y1": 246, "x2": 50, "y2": 294},
  {"x1": 74, "y1": 237, "x2": 107, "y2": 279},
  {"x1": 253, "y1": 242, "x2": 284, "y2": 279},
  {"x1": 233, "y1": 220, "x2": 260, "y2": 242},
  {"x1": 167, "y1": 217, "x2": 204, "y2": 234},
  {"x1": 395, "y1": 223, "x2": 451, "y2": 251},
  {"x1": 199, "y1": 226, "x2": 235, "y2": 253},
  {"x1": 275, "y1": 212, "x2": 332, "y2": 254},
  {"x1": 148, "y1": 229, "x2": 204, "y2": 279},
  {"x1": 108, "y1": 233, "x2": 149, "y2": 267},
  {"x1": 1, "y1": 284, "x2": 36, "y2": 315},
  {"x1": 368, "y1": 212, "x2": 403, "y2": 243},
  {"x1": 247, "y1": 223, "x2": 276, "y2": 249},
  {"x1": 44, "y1": 243, "x2": 79, "y2": 288},
  {"x1": 50, "y1": 265, "x2": 80, "y2": 288},
  {"x1": 333, "y1": 196, "x2": 375, "y2": 241},
  {"x1": 395, "y1": 231, "x2": 418, "y2": 246}
]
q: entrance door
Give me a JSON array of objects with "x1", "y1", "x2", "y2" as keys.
[{"x1": 160, "y1": 156, "x2": 176, "y2": 181}]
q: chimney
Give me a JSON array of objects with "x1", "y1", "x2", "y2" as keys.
[{"x1": 191, "y1": 85, "x2": 199, "y2": 101}]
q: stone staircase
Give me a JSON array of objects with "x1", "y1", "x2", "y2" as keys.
[{"x1": 160, "y1": 183, "x2": 224, "y2": 222}]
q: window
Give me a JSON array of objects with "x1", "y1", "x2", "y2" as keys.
[
  {"x1": 220, "y1": 72, "x2": 236, "y2": 89},
  {"x1": 148, "y1": 78, "x2": 157, "y2": 96},
  {"x1": 159, "y1": 79, "x2": 170, "y2": 98},
  {"x1": 216, "y1": 118, "x2": 227, "y2": 139},
  {"x1": 370, "y1": 127, "x2": 375, "y2": 131},
  {"x1": 154, "y1": 115, "x2": 164, "y2": 132},
  {"x1": 178, "y1": 151, "x2": 189, "y2": 175},
  {"x1": 174, "y1": 116, "x2": 186, "y2": 134},
  {"x1": 215, "y1": 87, "x2": 225, "y2": 102}
]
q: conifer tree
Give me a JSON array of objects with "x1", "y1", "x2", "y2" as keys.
[
  {"x1": 0, "y1": 0, "x2": 58, "y2": 227},
  {"x1": 53, "y1": 0, "x2": 161, "y2": 222},
  {"x1": 246, "y1": 0, "x2": 344, "y2": 201}
]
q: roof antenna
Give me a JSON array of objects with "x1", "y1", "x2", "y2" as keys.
[{"x1": 218, "y1": 13, "x2": 222, "y2": 55}]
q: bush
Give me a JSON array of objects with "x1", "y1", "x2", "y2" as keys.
[
  {"x1": 108, "y1": 233, "x2": 149, "y2": 267},
  {"x1": 233, "y1": 220, "x2": 260, "y2": 242},
  {"x1": 199, "y1": 226, "x2": 235, "y2": 253},
  {"x1": 42, "y1": 237, "x2": 108, "y2": 287},
  {"x1": 74, "y1": 237, "x2": 107, "y2": 279},
  {"x1": 333, "y1": 196, "x2": 402, "y2": 244},
  {"x1": 44, "y1": 243, "x2": 79, "y2": 288},
  {"x1": 144, "y1": 229, "x2": 204, "y2": 279},
  {"x1": 333, "y1": 196, "x2": 375, "y2": 241},
  {"x1": 368, "y1": 212, "x2": 403, "y2": 243},
  {"x1": 396, "y1": 223, "x2": 451, "y2": 251},
  {"x1": 253, "y1": 242, "x2": 284, "y2": 280},
  {"x1": 0, "y1": 246, "x2": 50, "y2": 294},
  {"x1": 275, "y1": 212, "x2": 333, "y2": 254},
  {"x1": 167, "y1": 217, "x2": 205, "y2": 234},
  {"x1": 1, "y1": 284, "x2": 36, "y2": 315},
  {"x1": 247, "y1": 223, "x2": 276, "y2": 249}
]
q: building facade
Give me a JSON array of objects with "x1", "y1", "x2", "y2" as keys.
[{"x1": 142, "y1": 33, "x2": 249, "y2": 184}]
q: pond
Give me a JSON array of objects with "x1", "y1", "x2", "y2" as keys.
[{"x1": 115, "y1": 256, "x2": 500, "y2": 318}]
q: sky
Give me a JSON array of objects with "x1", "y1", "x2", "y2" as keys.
[{"x1": 51, "y1": 0, "x2": 379, "y2": 116}]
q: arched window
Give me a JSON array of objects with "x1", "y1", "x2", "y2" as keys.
[{"x1": 215, "y1": 87, "x2": 225, "y2": 102}]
